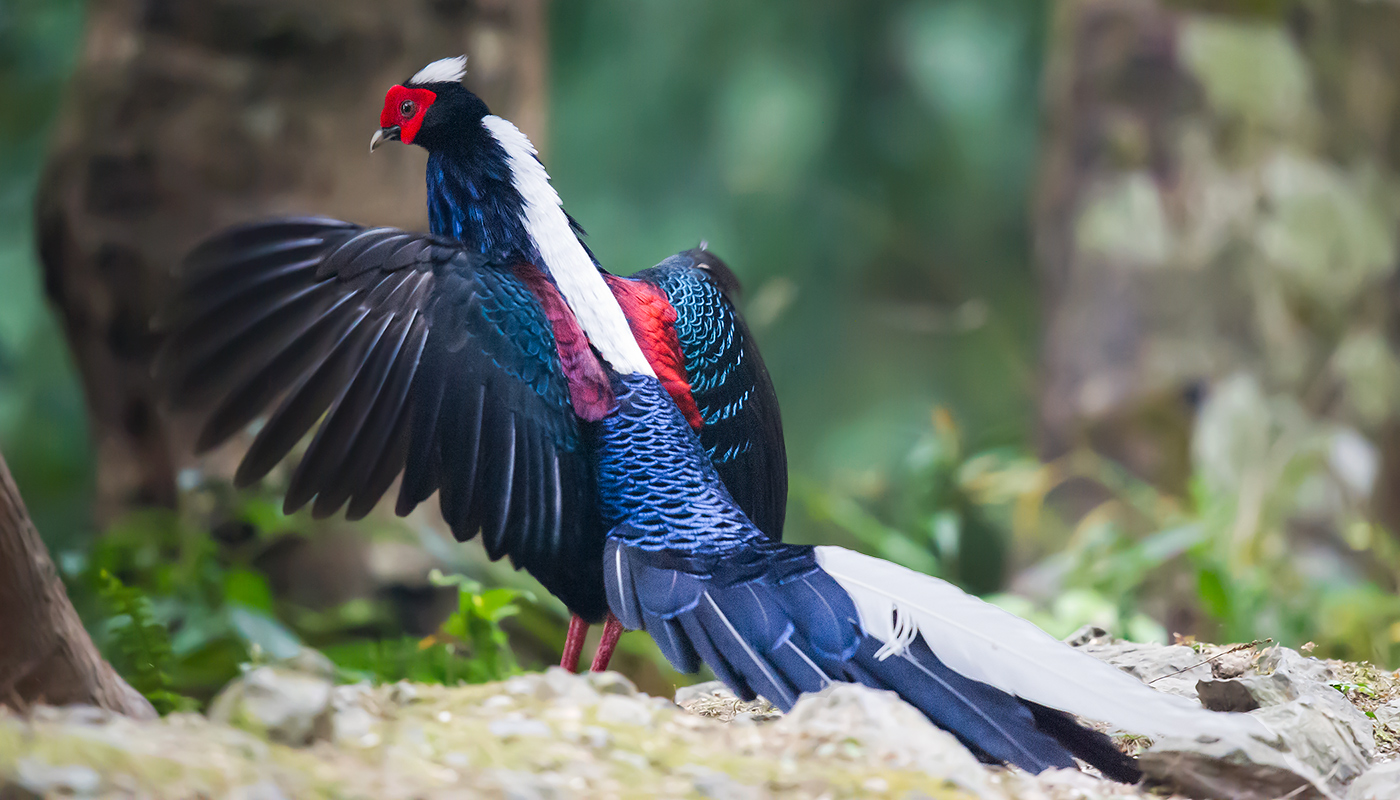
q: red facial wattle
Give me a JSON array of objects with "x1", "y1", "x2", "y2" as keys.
[{"x1": 381, "y1": 85, "x2": 437, "y2": 144}]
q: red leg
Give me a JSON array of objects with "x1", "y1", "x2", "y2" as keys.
[
  {"x1": 560, "y1": 614, "x2": 589, "y2": 673},
  {"x1": 590, "y1": 613, "x2": 625, "y2": 672}
]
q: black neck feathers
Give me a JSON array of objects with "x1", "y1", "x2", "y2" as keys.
[{"x1": 425, "y1": 130, "x2": 538, "y2": 265}]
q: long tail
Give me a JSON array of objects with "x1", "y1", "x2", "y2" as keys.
[{"x1": 605, "y1": 537, "x2": 1166, "y2": 780}]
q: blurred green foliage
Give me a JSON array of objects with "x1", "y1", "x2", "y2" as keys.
[
  {"x1": 74, "y1": 484, "x2": 532, "y2": 707},
  {"x1": 813, "y1": 396, "x2": 1400, "y2": 665},
  {"x1": 322, "y1": 570, "x2": 529, "y2": 686},
  {"x1": 0, "y1": 0, "x2": 93, "y2": 547}
]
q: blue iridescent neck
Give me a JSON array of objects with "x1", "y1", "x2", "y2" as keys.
[{"x1": 425, "y1": 145, "x2": 537, "y2": 264}]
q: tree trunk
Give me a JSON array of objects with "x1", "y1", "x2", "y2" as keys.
[
  {"x1": 1035, "y1": 0, "x2": 1400, "y2": 500},
  {"x1": 0, "y1": 450, "x2": 154, "y2": 718},
  {"x1": 36, "y1": 0, "x2": 548, "y2": 525}
]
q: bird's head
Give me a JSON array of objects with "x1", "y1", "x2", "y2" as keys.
[{"x1": 371, "y1": 56, "x2": 488, "y2": 153}]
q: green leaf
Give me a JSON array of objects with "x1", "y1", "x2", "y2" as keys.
[
  {"x1": 473, "y1": 588, "x2": 526, "y2": 621},
  {"x1": 222, "y1": 569, "x2": 274, "y2": 612},
  {"x1": 228, "y1": 605, "x2": 302, "y2": 660},
  {"x1": 95, "y1": 569, "x2": 192, "y2": 714},
  {"x1": 237, "y1": 497, "x2": 300, "y2": 536},
  {"x1": 1197, "y1": 568, "x2": 1231, "y2": 619}
]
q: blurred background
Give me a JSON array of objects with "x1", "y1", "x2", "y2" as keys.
[{"x1": 4, "y1": 0, "x2": 1400, "y2": 706}]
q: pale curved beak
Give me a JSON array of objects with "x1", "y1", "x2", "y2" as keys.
[{"x1": 370, "y1": 126, "x2": 401, "y2": 153}]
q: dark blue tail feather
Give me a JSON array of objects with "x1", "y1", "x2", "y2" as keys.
[
  {"x1": 846, "y1": 637, "x2": 1075, "y2": 772},
  {"x1": 605, "y1": 536, "x2": 1140, "y2": 779}
]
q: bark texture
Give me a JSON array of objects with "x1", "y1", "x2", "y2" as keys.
[
  {"x1": 0, "y1": 450, "x2": 154, "y2": 718},
  {"x1": 36, "y1": 0, "x2": 547, "y2": 525}
]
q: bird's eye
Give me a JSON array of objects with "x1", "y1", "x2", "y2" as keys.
[{"x1": 399, "y1": 100, "x2": 416, "y2": 118}]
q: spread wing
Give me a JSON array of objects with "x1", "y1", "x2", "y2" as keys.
[
  {"x1": 632, "y1": 249, "x2": 787, "y2": 539},
  {"x1": 155, "y1": 218, "x2": 608, "y2": 619}
]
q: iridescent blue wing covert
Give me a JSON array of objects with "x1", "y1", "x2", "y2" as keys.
[{"x1": 631, "y1": 249, "x2": 788, "y2": 540}]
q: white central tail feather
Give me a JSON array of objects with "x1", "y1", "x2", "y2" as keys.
[{"x1": 815, "y1": 546, "x2": 1271, "y2": 741}]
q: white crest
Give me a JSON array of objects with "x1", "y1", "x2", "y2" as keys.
[{"x1": 409, "y1": 55, "x2": 468, "y2": 86}]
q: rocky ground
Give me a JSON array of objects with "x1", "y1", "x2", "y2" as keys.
[{"x1": 3, "y1": 627, "x2": 1400, "y2": 799}]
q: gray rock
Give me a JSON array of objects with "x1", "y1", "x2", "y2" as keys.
[
  {"x1": 331, "y1": 681, "x2": 375, "y2": 708},
  {"x1": 1251, "y1": 697, "x2": 1373, "y2": 792},
  {"x1": 775, "y1": 683, "x2": 993, "y2": 797},
  {"x1": 589, "y1": 726, "x2": 614, "y2": 749},
  {"x1": 1195, "y1": 647, "x2": 1374, "y2": 792},
  {"x1": 1141, "y1": 647, "x2": 1372, "y2": 799},
  {"x1": 1372, "y1": 699, "x2": 1400, "y2": 731},
  {"x1": 275, "y1": 647, "x2": 337, "y2": 679},
  {"x1": 330, "y1": 705, "x2": 378, "y2": 746},
  {"x1": 14, "y1": 759, "x2": 102, "y2": 797},
  {"x1": 675, "y1": 680, "x2": 728, "y2": 707},
  {"x1": 485, "y1": 769, "x2": 552, "y2": 800},
  {"x1": 674, "y1": 681, "x2": 780, "y2": 722},
  {"x1": 536, "y1": 666, "x2": 602, "y2": 706},
  {"x1": 584, "y1": 670, "x2": 638, "y2": 696},
  {"x1": 488, "y1": 716, "x2": 553, "y2": 739},
  {"x1": 680, "y1": 764, "x2": 767, "y2": 800},
  {"x1": 1348, "y1": 761, "x2": 1400, "y2": 800},
  {"x1": 1198, "y1": 647, "x2": 1346, "y2": 710},
  {"x1": 503, "y1": 674, "x2": 542, "y2": 695},
  {"x1": 1063, "y1": 624, "x2": 1112, "y2": 647},
  {"x1": 227, "y1": 780, "x2": 292, "y2": 800},
  {"x1": 327, "y1": 681, "x2": 380, "y2": 746},
  {"x1": 1140, "y1": 736, "x2": 1337, "y2": 800},
  {"x1": 595, "y1": 694, "x2": 655, "y2": 727},
  {"x1": 1195, "y1": 678, "x2": 1263, "y2": 712},
  {"x1": 1210, "y1": 648, "x2": 1256, "y2": 679},
  {"x1": 1066, "y1": 625, "x2": 1214, "y2": 699},
  {"x1": 29, "y1": 705, "x2": 111, "y2": 726},
  {"x1": 207, "y1": 666, "x2": 334, "y2": 746},
  {"x1": 388, "y1": 680, "x2": 420, "y2": 705}
]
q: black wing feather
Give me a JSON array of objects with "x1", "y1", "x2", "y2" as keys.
[
  {"x1": 285, "y1": 312, "x2": 397, "y2": 513},
  {"x1": 397, "y1": 348, "x2": 449, "y2": 515},
  {"x1": 235, "y1": 306, "x2": 381, "y2": 486},
  {"x1": 157, "y1": 218, "x2": 610, "y2": 621},
  {"x1": 342, "y1": 313, "x2": 429, "y2": 519},
  {"x1": 306, "y1": 313, "x2": 415, "y2": 518},
  {"x1": 193, "y1": 300, "x2": 362, "y2": 451}
]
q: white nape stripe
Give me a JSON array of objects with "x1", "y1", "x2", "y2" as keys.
[
  {"x1": 410, "y1": 55, "x2": 467, "y2": 86},
  {"x1": 814, "y1": 545, "x2": 1271, "y2": 742},
  {"x1": 483, "y1": 115, "x2": 655, "y2": 377}
]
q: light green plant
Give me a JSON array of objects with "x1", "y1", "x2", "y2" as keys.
[{"x1": 95, "y1": 570, "x2": 196, "y2": 714}]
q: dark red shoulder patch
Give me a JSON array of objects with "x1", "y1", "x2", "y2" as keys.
[
  {"x1": 513, "y1": 264, "x2": 615, "y2": 421},
  {"x1": 603, "y1": 275, "x2": 703, "y2": 430}
]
